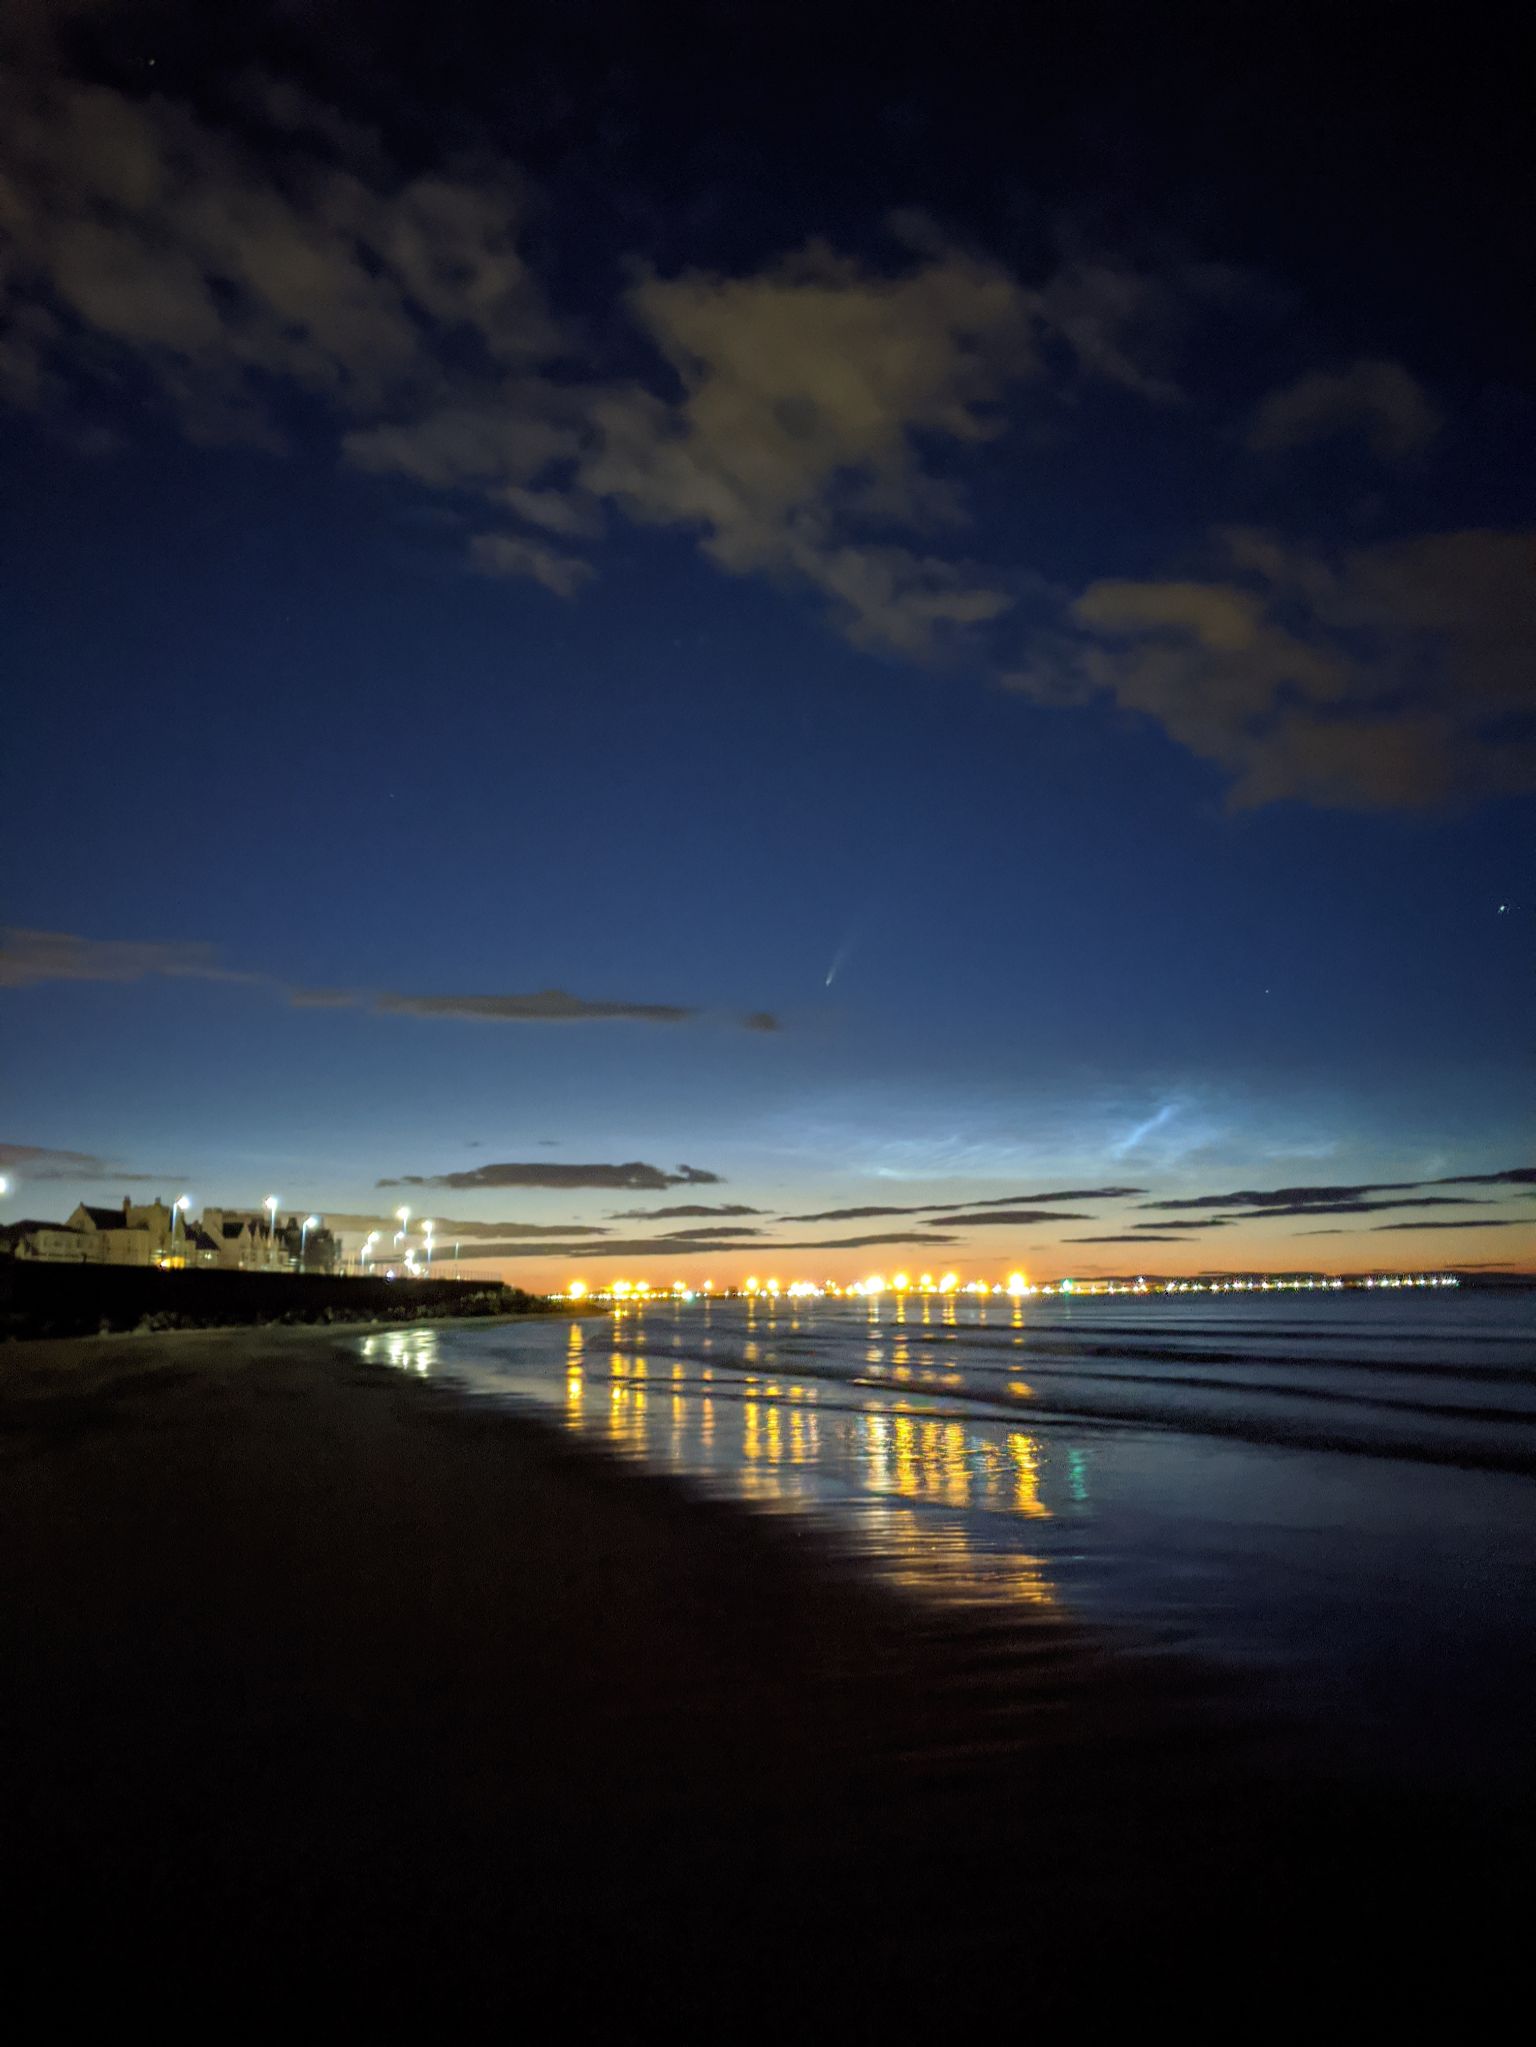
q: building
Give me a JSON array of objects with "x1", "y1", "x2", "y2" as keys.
[
  {"x1": 2, "y1": 1197, "x2": 341, "y2": 1273},
  {"x1": 195, "y1": 1210, "x2": 263, "y2": 1270},
  {"x1": 65, "y1": 1199, "x2": 176, "y2": 1267},
  {"x1": 273, "y1": 1216, "x2": 341, "y2": 1274},
  {"x1": 0, "y1": 1218, "x2": 92, "y2": 1261}
]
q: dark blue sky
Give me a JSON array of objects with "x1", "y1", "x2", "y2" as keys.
[{"x1": 2, "y1": 1, "x2": 1531, "y2": 1282}]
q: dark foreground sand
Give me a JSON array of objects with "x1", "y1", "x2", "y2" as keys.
[{"x1": 0, "y1": 1328, "x2": 1524, "y2": 2028}]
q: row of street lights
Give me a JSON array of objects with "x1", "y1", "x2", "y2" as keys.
[{"x1": 357, "y1": 1205, "x2": 442, "y2": 1278}]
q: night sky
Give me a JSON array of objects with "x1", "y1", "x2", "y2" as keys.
[{"x1": 2, "y1": 0, "x2": 1532, "y2": 1286}]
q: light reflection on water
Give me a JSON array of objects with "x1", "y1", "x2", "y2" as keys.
[
  {"x1": 359, "y1": 1291, "x2": 1536, "y2": 1616},
  {"x1": 442, "y1": 1306, "x2": 1066, "y2": 1608},
  {"x1": 358, "y1": 1293, "x2": 1536, "y2": 1783},
  {"x1": 360, "y1": 1326, "x2": 442, "y2": 1377}
]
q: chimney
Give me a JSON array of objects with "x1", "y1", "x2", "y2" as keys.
[{"x1": 123, "y1": 1197, "x2": 131, "y2": 1222}]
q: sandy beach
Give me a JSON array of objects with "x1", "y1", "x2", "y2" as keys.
[{"x1": 1, "y1": 1323, "x2": 1524, "y2": 2027}]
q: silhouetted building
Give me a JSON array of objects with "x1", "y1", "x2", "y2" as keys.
[{"x1": 0, "y1": 1218, "x2": 90, "y2": 1261}]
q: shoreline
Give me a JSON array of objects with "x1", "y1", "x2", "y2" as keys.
[{"x1": 1, "y1": 1325, "x2": 1524, "y2": 2023}]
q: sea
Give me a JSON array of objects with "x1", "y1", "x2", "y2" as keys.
[{"x1": 359, "y1": 1288, "x2": 1536, "y2": 1801}]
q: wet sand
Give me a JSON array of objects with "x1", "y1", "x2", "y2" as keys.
[{"x1": 0, "y1": 1327, "x2": 1524, "y2": 2026}]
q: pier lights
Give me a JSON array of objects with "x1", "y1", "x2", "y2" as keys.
[
  {"x1": 300, "y1": 1214, "x2": 320, "y2": 1270},
  {"x1": 1006, "y1": 1272, "x2": 1027, "y2": 1297},
  {"x1": 568, "y1": 1280, "x2": 588, "y2": 1301},
  {"x1": 940, "y1": 1273, "x2": 958, "y2": 1294}
]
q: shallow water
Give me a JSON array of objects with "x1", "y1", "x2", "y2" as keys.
[{"x1": 360, "y1": 1291, "x2": 1536, "y2": 1796}]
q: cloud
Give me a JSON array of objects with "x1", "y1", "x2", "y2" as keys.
[
  {"x1": 1, "y1": 935, "x2": 775, "y2": 1032},
  {"x1": 0, "y1": 38, "x2": 1185, "y2": 665},
  {"x1": 0, "y1": 1139, "x2": 165, "y2": 1184},
  {"x1": 0, "y1": 50, "x2": 561, "y2": 446},
  {"x1": 455, "y1": 1235, "x2": 761, "y2": 1261},
  {"x1": 1067, "y1": 1233, "x2": 1191, "y2": 1243},
  {"x1": 325, "y1": 1213, "x2": 609, "y2": 1240},
  {"x1": 575, "y1": 243, "x2": 1030, "y2": 656},
  {"x1": 378, "y1": 1162, "x2": 722, "y2": 1191},
  {"x1": 1130, "y1": 1217, "x2": 1231, "y2": 1229},
  {"x1": 923, "y1": 1209, "x2": 1093, "y2": 1227},
  {"x1": 1145, "y1": 1169, "x2": 1534, "y2": 1212},
  {"x1": 763, "y1": 1230, "x2": 963, "y2": 1252},
  {"x1": 1248, "y1": 360, "x2": 1439, "y2": 459},
  {"x1": 376, "y1": 989, "x2": 699, "y2": 1025},
  {"x1": 1012, "y1": 527, "x2": 1536, "y2": 807},
  {"x1": 781, "y1": 1186, "x2": 1137, "y2": 1223},
  {"x1": 659, "y1": 1225, "x2": 767, "y2": 1241},
  {"x1": 0, "y1": 926, "x2": 258, "y2": 989},
  {"x1": 780, "y1": 1203, "x2": 938, "y2": 1223},
  {"x1": 5, "y1": 40, "x2": 1522, "y2": 820},
  {"x1": 469, "y1": 531, "x2": 595, "y2": 598},
  {"x1": 1203, "y1": 1197, "x2": 1487, "y2": 1221},
  {"x1": 1371, "y1": 1218, "x2": 1534, "y2": 1232},
  {"x1": 286, "y1": 987, "x2": 359, "y2": 1009},
  {"x1": 607, "y1": 1205, "x2": 766, "y2": 1219}
]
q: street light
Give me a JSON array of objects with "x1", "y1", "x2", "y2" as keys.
[
  {"x1": 264, "y1": 1196, "x2": 279, "y2": 1268},
  {"x1": 361, "y1": 1230, "x2": 379, "y2": 1273},
  {"x1": 422, "y1": 1220, "x2": 434, "y2": 1275},
  {"x1": 300, "y1": 1214, "x2": 320, "y2": 1271},
  {"x1": 395, "y1": 1204, "x2": 411, "y2": 1248},
  {"x1": 171, "y1": 1194, "x2": 191, "y2": 1262}
]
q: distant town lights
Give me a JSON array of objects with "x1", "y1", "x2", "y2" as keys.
[{"x1": 569, "y1": 1270, "x2": 1458, "y2": 1303}]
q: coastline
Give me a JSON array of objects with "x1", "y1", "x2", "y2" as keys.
[{"x1": 1, "y1": 1325, "x2": 1524, "y2": 2024}]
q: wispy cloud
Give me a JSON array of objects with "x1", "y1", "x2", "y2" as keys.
[
  {"x1": 1371, "y1": 1218, "x2": 1533, "y2": 1232},
  {"x1": 1067, "y1": 1233, "x2": 1190, "y2": 1243},
  {"x1": 376, "y1": 990, "x2": 699, "y2": 1025},
  {"x1": 607, "y1": 1204, "x2": 766, "y2": 1220},
  {"x1": 1130, "y1": 1217, "x2": 1231, "y2": 1229},
  {"x1": 659, "y1": 1225, "x2": 767, "y2": 1241},
  {"x1": 924, "y1": 1208, "x2": 1093, "y2": 1227},
  {"x1": 1219, "y1": 1197, "x2": 1489, "y2": 1220},
  {"x1": 378, "y1": 1162, "x2": 723, "y2": 1192},
  {"x1": 0, "y1": 927, "x2": 258, "y2": 990},
  {"x1": 1015, "y1": 528, "x2": 1536, "y2": 808},
  {"x1": 2, "y1": 928, "x2": 777, "y2": 1031},
  {"x1": 324, "y1": 1213, "x2": 609, "y2": 1240},
  {"x1": 1247, "y1": 359, "x2": 1439, "y2": 459},
  {"x1": 0, "y1": 1139, "x2": 167, "y2": 1184},
  {"x1": 781, "y1": 1186, "x2": 1136, "y2": 1223},
  {"x1": 1143, "y1": 1169, "x2": 1535, "y2": 1212}
]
